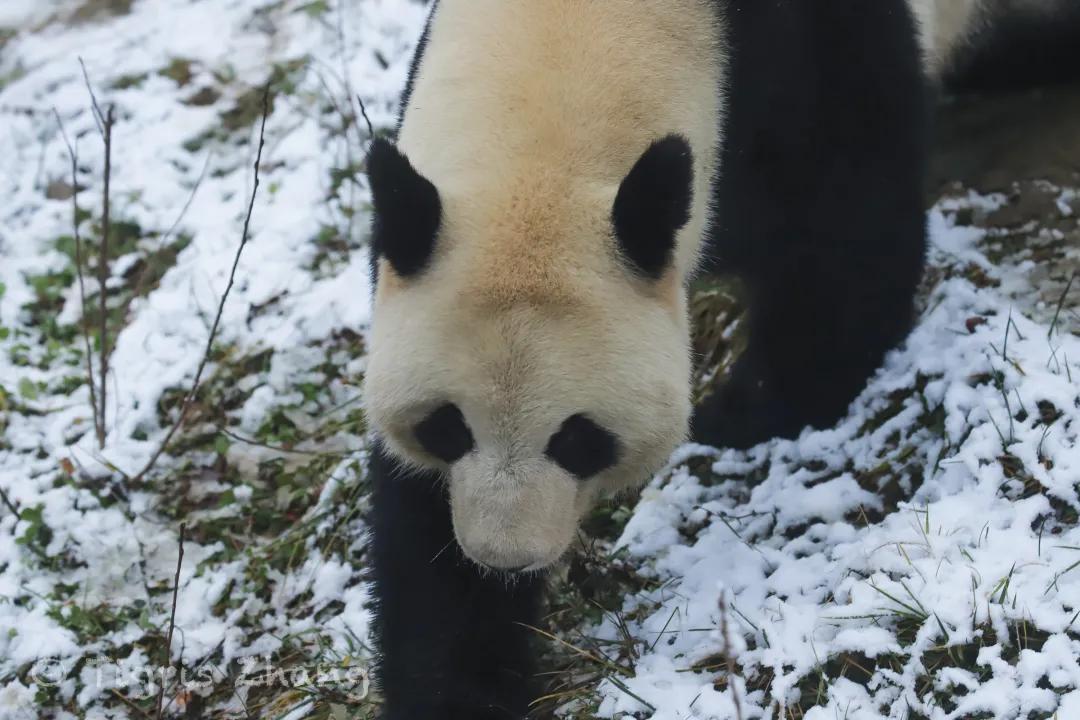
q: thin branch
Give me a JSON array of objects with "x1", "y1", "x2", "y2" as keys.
[
  {"x1": 0, "y1": 485, "x2": 20, "y2": 519},
  {"x1": 78, "y1": 58, "x2": 106, "y2": 137},
  {"x1": 97, "y1": 103, "x2": 114, "y2": 446},
  {"x1": 159, "y1": 151, "x2": 212, "y2": 248},
  {"x1": 133, "y1": 84, "x2": 271, "y2": 483},
  {"x1": 124, "y1": 152, "x2": 213, "y2": 312},
  {"x1": 53, "y1": 108, "x2": 103, "y2": 446},
  {"x1": 78, "y1": 60, "x2": 115, "y2": 446},
  {"x1": 355, "y1": 94, "x2": 375, "y2": 140},
  {"x1": 155, "y1": 522, "x2": 186, "y2": 720},
  {"x1": 1048, "y1": 270, "x2": 1076, "y2": 340},
  {"x1": 218, "y1": 427, "x2": 347, "y2": 458},
  {"x1": 111, "y1": 688, "x2": 152, "y2": 719}
]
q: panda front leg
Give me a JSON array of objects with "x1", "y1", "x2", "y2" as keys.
[
  {"x1": 694, "y1": 175, "x2": 929, "y2": 450},
  {"x1": 693, "y1": 0, "x2": 931, "y2": 450},
  {"x1": 368, "y1": 443, "x2": 544, "y2": 720},
  {"x1": 693, "y1": 245, "x2": 927, "y2": 449}
]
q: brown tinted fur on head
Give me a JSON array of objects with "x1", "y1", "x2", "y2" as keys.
[
  {"x1": 388, "y1": 0, "x2": 724, "y2": 304},
  {"x1": 462, "y1": 168, "x2": 597, "y2": 308}
]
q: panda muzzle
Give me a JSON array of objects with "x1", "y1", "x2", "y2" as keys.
[{"x1": 448, "y1": 459, "x2": 581, "y2": 572}]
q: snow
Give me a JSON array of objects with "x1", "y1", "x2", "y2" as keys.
[
  {"x1": 594, "y1": 196, "x2": 1080, "y2": 718},
  {"x1": 1, "y1": 1, "x2": 1078, "y2": 718}
]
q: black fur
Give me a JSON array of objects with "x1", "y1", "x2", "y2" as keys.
[
  {"x1": 399, "y1": 0, "x2": 439, "y2": 126},
  {"x1": 367, "y1": 138, "x2": 442, "y2": 278},
  {"x1": 367, "y1": 0, "x2": 439, "y2": 288},
  {"x1": 693, "y1": 0, "x2": 930, "y2": 449},
  {"x1": 545, "y1": 414, "x2": 620, "y2": 480},
  {"x1": 946, "y1": 3, "x2": 1080, "y2": 93},
  {"x1": 612, "y1": 135, "x2": 694, "y2": 279},
  {"x1": 414, "y1": 403, "x2": 475, "y2": 464},
  {"x1": 369, "y1": 444, "x2": 544, "y2": 719}
]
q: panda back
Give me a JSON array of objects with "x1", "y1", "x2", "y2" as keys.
[
  {"x1": 910, "y1": 0, "x2": 1080, "y2": 89},
  {"x1": 946, "y1": 0, "x2": 1080, "y2": 91}
]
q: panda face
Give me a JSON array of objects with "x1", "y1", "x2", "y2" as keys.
[
  {"x1": 364, "y1": 140, "x2": 695, "y2": 573},
  {"x1": 366, "y1": 280, "x2": 691, "y2": 572}
]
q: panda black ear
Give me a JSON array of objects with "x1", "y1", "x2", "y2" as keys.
[
  {"x1": 612, "y1": 135, "x2": 694, "y2": 279},
  {"x1": 367, "y1": 138, "x2": 442, "y2": 278}
]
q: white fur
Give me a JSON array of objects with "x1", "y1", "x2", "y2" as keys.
[
  {"x1": 908, "y1": 0, "x2": 986, "y2": 75},
  {"x1": 364, "y1": 0, "x2": 725, "y2": 571}
]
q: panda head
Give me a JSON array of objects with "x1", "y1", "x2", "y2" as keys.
[{"x1": 363, "y1": 135, "x2": 696, "y2": 573}]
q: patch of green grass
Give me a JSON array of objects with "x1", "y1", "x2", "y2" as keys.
[
  {"x1": 159, "y1": 57, "x2": 196, "y2": 87},
  {"x1": 83, "y1": 320, "x2": 375, "y2": 717},
  {"x1": 103, "y1": 343, "x2": 373, "y2": 714},
  {"x1": 18, "y1": 223, "x2": 191, "y2": 375},
  {"x1": 182, "y1": 57, "x2": 308, "y2": 154},
  {"x1": 0, "y1": 27, "x2": 15, "y2": 50},
  {"x1": 328, "y1": 161, "x2": 366, "y2": 202},
  {"x1": 135, "y1": 411, "x2": 374, "y2": 717},
  {"x1": 295, "y1": 0, "x2": 331, "y2": 19},
  {"x1": 152, "y1": 345, "x2": 276, "y2": 439},
  {"x1": 681, "y1": 611, "x2": 1064, "y2": 720},
  {"x1": 20, "y1": 267, "x2": 81, "y2": 369},
  {"x1": 145, "y1": 328, "x2": 368, "y2": 550},
  {"x1": 184, "y1": 85, "x2": 221, "y2": 107},
  {"x1": 306, "y1": 224, "x2": 353, "y2": 278},
  {"x1": 14, "y1": 504, "x2": 52, "y2": 555},
  {"x1": 70, "y1": 0, "x2": 134, "y2": 24},
  {"x1": 110, "y1": 71, "x2": 148, "y2": 90},
  {"x1": 0, "y1": 59, "x2": 23, "y2": 93}
]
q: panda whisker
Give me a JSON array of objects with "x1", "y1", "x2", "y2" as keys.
[{"x1": 430, "y1": 538, "x2": 455, "y2": 565}]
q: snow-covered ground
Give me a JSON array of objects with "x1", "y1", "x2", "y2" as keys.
[
  {"x1": 593, "y1": 193, "x2": 1080, "y2": 719},
  {"x1": 0, "y1": 2, "x2": 1077, "y2": 719}
]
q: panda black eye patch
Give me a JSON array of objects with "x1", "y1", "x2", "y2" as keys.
[
  {"x1": 545, "y1": 414, "x2": 620, "y2": 480},
  {"x1": 413, "y1": 404, "x2": 475, "y2": 464}
]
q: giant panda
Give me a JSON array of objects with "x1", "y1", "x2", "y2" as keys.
[{"x1": 360, "y1": 1, "x2": 1080, "y2": 717}]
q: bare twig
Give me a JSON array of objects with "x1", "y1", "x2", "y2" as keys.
[
  {"x1": 719, "y1": 595, "x2": 745, "y2": 720},
  {"x1": 355, "y1": 94, "x2": 375, "y2": 141},
  {"x1": 78, "y1": 58, "x2": 107, "y2": 136},
  {"x1": 159, "y1": 151, "x2": 212, "y2": 248},
  {"x1": 1048, "y1": 270, "x2": 1076, "y2": 340},
  {"x1": 0, "y1": 485, "x2": 20, "y2": 519},
  {"x1": 218, "y1": 427, "x2": 350, "y2": 458},
  {"x1": 111, "y1": 688, "x2": 152, "y2": 719},
  {"x1": 124, "y1": 152, "x2": 212, "y2": 314},
  {"x1": 78, "y1": 60, "x2": 115, "y2": 446},
  {"x1": 53, "y1": 109, "x2": 103, "y2": 446},
  {"x1": 97, "y1": 104, "x2": 114, "y2": 445},
  {"x1": 155, "y1": 522, "x2": 186, "y2": 720},
  {"x1": 133, "y1": 84, "x2": 272, "y2": 483}
]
